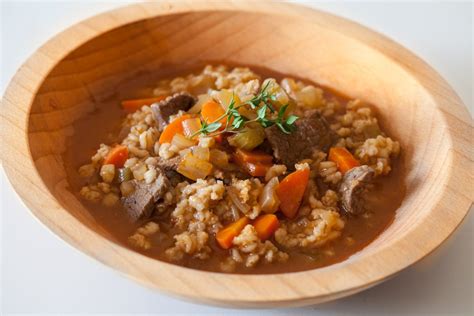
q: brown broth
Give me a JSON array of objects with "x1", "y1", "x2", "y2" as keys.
[{"x1": 63, "y1": 64, "x2": 406, "y2": 274}]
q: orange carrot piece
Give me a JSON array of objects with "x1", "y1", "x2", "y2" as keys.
[
  {"x1": 201, "y1": 100, "x2": 227, "y2": 126},
  {"x1": 194, "y1": 100, "x2": 229, "y2": 142},
  {"x1": 121, "y1": 96, "x2": 167, "y2": 113},
  {"x1": 233, "y1": 152, "x2": 271, "y2": 177},
  {"x1": 253, "y1": 214, "x2": 280, "y2": 240},
  {"x1": 245, "y1": 162, "x2": 271, "y2": 177},
  {"x1": 276, "y1": 168, "x2": 310, "y2": 218},
  {"x1": 234, "y1": 148, "x2": 273, "y2": 164},
  {"x1": 216, "y1": 217, "x2": 250, "y2": 249},
  {"x1": 328, "y1": 147, "x2": 360, "y2": 174},
  {"x1": 103, "y1": 145, "x2": 129, "y2": 168},
  {"x1": 158, "y1": 114, "x2": 192, "y2": 144}
]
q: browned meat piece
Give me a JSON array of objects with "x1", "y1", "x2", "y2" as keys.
[
  {"x1": 122, "y1": 170, "x2": 170, "y2": 221},
  {"x1": 339, "y1": 165, "x2": 375, "y2": 214},
  {"x1": 156, "y1": 156, "x2": 185, "y2": 185},
  {"x1": 164, "y1": 169, "x2": 185, "y2": 186},
  {"x1": 156, "y1": 156, "x2": 181, "y2": 171},
  {"x1": 151, "y1": 92, "x2": 196, "y2": 131},
  {"x1": 264, "y1": 111, "x2": 337, "y2": 168}
]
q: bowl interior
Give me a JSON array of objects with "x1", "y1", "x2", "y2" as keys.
[{"x1": 27, "y1": 10, "x2": 451, "y2": 272}]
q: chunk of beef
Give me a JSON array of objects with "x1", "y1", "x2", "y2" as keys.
[
  {"x1": 339, "y1": 165, "x2": 375, "y2": 215},
  {"x1": 163, "y1": 169, "x2": 185, "y2": 186},
  {"x1": 151, "y1": 92, "x2": 196, "y2": 131},
  {"x1": 122, "y1": 170, "x2": 170, "y2": 221},
  {"x1": 264, "y1": 111, "x2": 337, "y2": 168},
  {"x1": 156, "y1": 156, "x2": 181, "y2": 172}
]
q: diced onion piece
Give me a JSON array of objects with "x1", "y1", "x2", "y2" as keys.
[
  {"x1": 236, "y1": 79, "x2": 260, "y2": 101},
  {"x1": 228, "y1": 125, "x2": 265, "y2": 150},
  {"x1": 259, "y1": 177, "x2": 280, "y2": 214},
  {"x1": 295, "y1": 85, "x2": 325, "y2": 108},
  {"x1": 177, "y1": 153, "x2": 213, "y2": 180},
  {"x1": 182, "y1": 118, "x2": 202, "y2": 137},
  {"x1": 262, "y1": 78, "x2": 289, "y2": 107},
  {"x1": 179, "y1": 148, "x2": 192, "y2": 157},
  {"x1": 237, "y1": 105, "x2": 257, "y2": 120},
  {"x1": 227, "y1": 187, "x2": 250, "y2": 214},
  {"x1": 188, "y1": 94, "x2": 211, "y2": 114},
  {"x1": 192, "y1": 146, "x2": 210, "y2": 161},
  {"x1": 211, "y1": 89, "x2": 241, "y2": 110},
  {"x1": 171, "y1": 133, "x2": 196, "y2": 150},
  {"x1": 280, "y1": 78, "x2": 299, "y2": 96},
  {"x1": 198, "y1": 136, "x2": 215, "y2": 148},
  {"x1": 209, "y1": 149, "x2": 229, "y2": 169}
]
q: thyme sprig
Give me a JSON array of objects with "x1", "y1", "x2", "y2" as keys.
[{"x1": 191, "y1": 82, "x2": 299, "y2": 137}]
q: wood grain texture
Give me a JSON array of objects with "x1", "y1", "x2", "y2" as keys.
[{"x1": 0, "y1": 1, "x2": 472, "y2": 307}]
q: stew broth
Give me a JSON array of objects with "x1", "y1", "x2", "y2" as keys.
[{"x1": 63, "y1": 64, "x2": 405, "y2": 273}]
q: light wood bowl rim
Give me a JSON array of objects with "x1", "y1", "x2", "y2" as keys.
[{"x1": 0, "y1": 1, "x2": 472, "y2": 307}]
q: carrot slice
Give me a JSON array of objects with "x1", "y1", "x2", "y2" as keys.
[
  {"x1": 121, "y1": 96, "x2": 167, "y2": 113},
  {"x1": 216, "y1": 217, "x2": 250, "y2": 249},
  {"x1": 158, "y1": 114, "x2": 192, "y2": 144},
  {"x1": 234, "y1": 148, "x2": 273, "y2": 164},
  {"x1": 233, "y1": 152, "x2": 271, "y2": 177},
  {"x1": 103, "y1": 145, "x2": 128, "y2": 168},
  {"x1": 253, "y1": 214, "x2": 279, "y2": 240},
  {"x1": 245, "y1": 162, "x2": 271, "y2": 177},
  {"x1": 276, "y1": 168, "x2": 310, "y2": 218},
  {"x1": 328, "y1": 147, "x2": 360, "y2": 174},
  {"x1": 201, "y1": 100, "x2": 227, "y2": 126},
  {"x1": 182, "y1": 100, "x2": 227, "y2": 142}
]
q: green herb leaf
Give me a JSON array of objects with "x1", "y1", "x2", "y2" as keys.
[
  {"x1": 276, "y1": 122, "x2": 291, "y2": 134},
  {"x1": 278, "y1": 104, "x2": 289, "y2": 119},
  {"x1": 261, "y1": 80, "x2": 271, "y2": 93},
  {"x1": 257, "y1": 104, "x2": 267, "y2": 120},
  {"x1": 206, "y1": 122, "x2": 222, "y2": 133},
  {"x1": 248, "y1": 100, "x2": 258, "y2": 109},
  {"x1": 228, "y1": 94, "x2": 236, "y2": 109},
  {"x1": 260, "y1": 118, "x2": 274, "y2": 128},
  {"x1": 286, "y1": 115, "x2": 299, "y2": 125},
  {"x1": 232, "y1": 116, "x2": 245, "y2": 129},
  {"x1": 263, "y1": 99, "x2": 275, "y2": 112},
  {"x1": 229, "y1": 108, "x2": 240, "y2": 117}
]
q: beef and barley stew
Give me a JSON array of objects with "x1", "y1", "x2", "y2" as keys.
[{"x1": 68, "y1": 65, "x2": 404, "y2": 273}]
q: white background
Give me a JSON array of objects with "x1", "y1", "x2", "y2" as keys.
[{"x1": 1, "y1": 1, "x2": 473, "y2": 315}]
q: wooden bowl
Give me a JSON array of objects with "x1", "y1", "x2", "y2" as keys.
[{"x1": 1, "y1": 1, "x2": 472, "y2": 307}]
